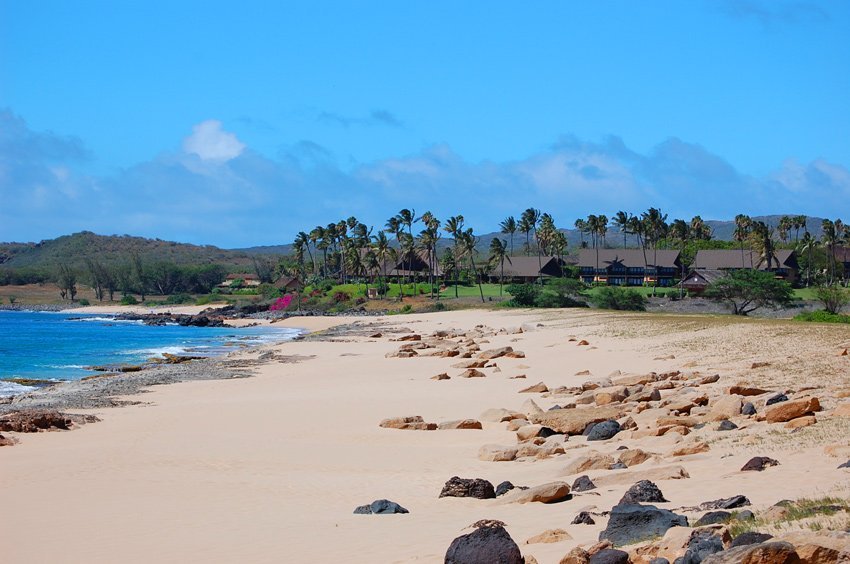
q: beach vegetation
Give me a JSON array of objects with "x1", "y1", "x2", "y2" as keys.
[
  {"x1": 794, "y1": 310, "x2": 850, "y2": 324},
  {"x1": 704, "y1": 269, "x2": 793, "y2": 315},
  {"x1": 77, "y1": 298, "x2": 90, "y2": 306},
  {"x1": 814, "y1": 284, "x2": 849, "y2": 315},
  {"x1": 120, "y1": 295, "x2": 138, "y2": 305},
  {"x1": 589, "y1": 286, "x2": 647, "y2": 311}
]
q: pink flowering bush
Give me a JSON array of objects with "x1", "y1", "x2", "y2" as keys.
[{"x1": 269, "y1": 294, "x2": 294, "y2": 311}]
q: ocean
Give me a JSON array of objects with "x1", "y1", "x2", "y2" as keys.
[{"x1": 0, "y1": 310, "x2": 301, "y2": 396}]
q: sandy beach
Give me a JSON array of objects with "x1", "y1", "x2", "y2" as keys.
[{"x1": 3, "y1": 308, "x2": 850, "y2": 563}]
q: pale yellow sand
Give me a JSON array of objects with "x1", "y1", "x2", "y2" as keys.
[{"x1": 3, "y1": 309, "x2": 849, "y2": 563}]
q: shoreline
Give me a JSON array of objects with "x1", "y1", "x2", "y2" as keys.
[{"x1": 2, "y1": 309, "x2": 849, "y2": 562}]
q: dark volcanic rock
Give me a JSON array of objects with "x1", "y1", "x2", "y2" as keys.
[
  {"x1": 678, "y1": 528, "x2": 726, "y2": 564},
  {"x1": 0, "y1": 409, "x2": 98, "y2": 432},
  {"x1": 353, "y1": 499, "x2": 409, "y2": 514},
  {"x1": 649, "y1": 559, "x2": 670, "y2": 564},
  {"x1": 572, "y1": 475, "x2": 597, "y2": 492},
  {"x1": 742, "y1": 402, "x2": 756, "y2": 416},
  {"x1": 439, "y1": 476, "x2": 496, "y2": 499},
  {"x1": 589, "y1": 548, "x2": 630, "y2": 564},
  {"x1": 740, "y1": 456, "x2": 780, "y2": 472},
  {"x1": 599, "y1": 504, "x2": 688, "y2": 546},
  {"x1": 728, "y1": 531, "x2": 774, "y2": 548},
  {"x1": 694, "y1": 511, "x2": 732, "y2": 527},
  {"x1": 838, "y1": 460, "x2": 850, "y2": 469},
  {"x1": 586, "y1": 420, "x2": 621, "y2": 441},
  {"x1": 735, "y1": 510, "x2": 755, "y2": 521},
  {"x1": 572, "y1": 511, "x2": 596, "y2": 525},
  {"x1": 701, "y1": 540, "x2": 798, "y2": 563},
  {"x1": 609, "y1": 462, "x2": 628, "y2": 470},
  {"x1": 698, "y1": 495, "x2": 751, "y2": 510},
  {"x1": 716, "y1": 420, "x2": 738, "y2": 431},
  {"x1": 495, "y1": 481, "x2": 516, "y2": 497},
  {"x1": 765, "y1": 393, "x2": 788, "y2": 406},
  {"x1": 444, "y1": 524, "x2": 523, "y2": 564},
  {"x1": 619, "y1": 480, "x2": 668, "y2": 504},
  {"x1": 0, "y1": 433, "x2": 17, "y2": 446}
]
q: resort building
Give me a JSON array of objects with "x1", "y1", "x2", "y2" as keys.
[
  {"x1": 220, "y1": 273, "x2": 261, "y2": 287},
  {"x1": 578, "y1": 249, "x2": 681, "y2": 287},
  {"x1": 487, "y1": 256, "x2": 570, "y2": 283},
  {"x1": 691, "y1": 249, "x2": 799, "y2": 283}
]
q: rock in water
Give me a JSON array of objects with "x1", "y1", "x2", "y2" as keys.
[
  {"x1": 586, "y1": 420, "x2": 621, "y2": 441},
  {"x1": 618, "y1": 480, "x2": 668, "y2": 504},
  {"x1": 444, "y1": 524, "x2": 523, "y2": 564},
  {"x1": 599, "y1": 504, "x2": 688, "y2": 546},
  {"x1": 588, "y1": 549, "x2": 630, "y2": 564},
  {"x1": 353, "y1": 499, "x2": 409, "y2": 514},
  {"x1": 439, "y1": 476, "x2": 496, "y2": 499},
  {"x1": 740, "y1": 456, "x2": 780, "y2": 472},
  {"x1": 572, "y1": 475, "x2": 597, "y2": 492}
]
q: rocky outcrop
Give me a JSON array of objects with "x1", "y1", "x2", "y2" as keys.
[
  {"x1": 353, "y1": 499, "x2": 409, "y2": 514},
  {"x1": 439, "y1": 476, "x2": 496, "y2": 499},
  {"x1": 445, "y1": 524, "x2": 523, "y2": 564},
  {"x1": 526, "y1": 528, "x2": 573, "y2": 544},
  {"x1": 572, "y1": 475, "x2": 597, "y2": 492},
  {"x1": 741, "y1": 456, "x2": 780, "y2": 472},
  {"x1": 619, "y1": 480, "x2": 668, "y2": 504},
  {"x1": 532, "y1": 406, "x2": 622, "y2": 435},
  {"x1": 378, "y1": 416, "x2": 436, "y2": 430},
  {"x1": 765, "y1": 397, "x2": 821, "y2": 423},
  {"x1": 438, "y1": 419, "x2": 482, "y2": 430},
  {"x1": 599, "y1": 504, "x2": 688, "y2": 546},
  {"x1": 500, "y1": 481, "x2": 571, "y2": 504},
  {"x1": 0, "y1": 410, "x2": 99, "y2": 432},
  {"x1": 699, "y1": 540, "x2": 799, "y2": 563}
]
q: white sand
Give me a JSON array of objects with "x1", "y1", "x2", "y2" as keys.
[{"x1": 2, "y1": 309, "x2": 849, "y2": 563}]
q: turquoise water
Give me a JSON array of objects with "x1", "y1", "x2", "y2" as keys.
[{"x1": 0, "y1": 311, "x2": 300, "y2": 396}]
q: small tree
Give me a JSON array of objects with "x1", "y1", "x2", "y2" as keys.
[
  {"x1": 815, "y1": 285, "x2": 850, "y2": 315},
  {"x1": 704, "y1": 269, "x2": 793, "y2": 315},
  {"x1": 57, "y1": 263, "x2": 78, "y2": 301},
  {"x1": 590, "y1": 286, "x2": 647, "y2": 311}
]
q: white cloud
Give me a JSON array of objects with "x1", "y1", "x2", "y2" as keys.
[{"x1": 182, "y1": 120, "x2": 245, "y2": 162}]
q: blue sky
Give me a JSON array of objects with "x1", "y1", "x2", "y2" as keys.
[{"x1": 1, "y1": 0, "x2": 848, "y2": 247}]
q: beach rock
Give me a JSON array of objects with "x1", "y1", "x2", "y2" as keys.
[
  {"x1": 591, "y1": 465, "x2": 690, "y2": 488},
  {"x1": 432, "y1": 372, "x2": 451, "y2": 380},
  {"x1": 729, "y1": 384, "x2": 771, "y2": 396},
  {"x1": 742, "y1": 402, "x2": 757, "y2": 416},
  {"x1": 353, "y1": 499, "x2": 409, "y2": 514},
  {"x1": 599, "y1": 504, "x2": 688, "y2": 546},
  {"x1": 460, "y1": 368, "x2": 487, "y2": 378},
  {"x1": 729, "y1": 532, "x2": 774, "y2": 548},
  {"x1": 774, "y1": 531, "x2": 850, "y2": 563},
  {"x1": 478, "y1": 444, "x2": 518, "y2": 462},
  {"x1": 670, "y1": 441, "x2": 710, "y2": 457},
  {"x1": 677, "y1": 528, "x2": 728, "y2": 563},
  {"x1": 519, "y1": 382, "x2": 548, "y2": 393},
  {"x1": 501, "y1": 481, "x2": 571, "y2": 504},
  {"x1": 477, "y1": 346, "x2": 513, "y2": 360},
  {"x1": 578, "y1": 340, "x2": 590, "y2": 346},
  {"x1": 695, "y1": 511, "x2": 732, "y2": 526},
  {"x1": 572, "y1": 475, "x2": 597, "y2": 492},
  {"x1": 505, "y1": 350, "x2": 525, "y2": 358},
  {"x1": 586, "y1": 420, "x2": 621, "y2": 441},
  {"x1": 595, "y1": 386, "x2": 629, "y2": 405},
  {"x1": 386, "y1": 349, "x2": 418, "y2": 358},
  {"x1": 588, "y1": 549, "x2": 629, "y2": 564},
  {"x1": 507, "y1": 418, "x2": 530, "y2": 431},
  {"x1": 532, "y1": 406, "x2": 622, "y2": 435},
  {"x1": 480, "y1": 408, "x2": 525, "y2": 423},
  {"x1": 564, "y1": 452, "x2": 616, "y2": 475},
  {"x1": 741, "y1": 456, "x2": 780, "y2": 472},
  {"x1": 445, "y1": 524, "x2": 523, "y2": 564},
  {"x1": 516, "y1": 424, "x2": 556, "y2": 441},
  {"x1": 619, "y1": 480, "x2": 668, "y2": 504},
  {"x1": 700, "y1": 541, "x2": 799, "y2": 563},
  {"x1": 0, "y1": 410, "x2": 98, "y2": 432},
  {"x1": 572, "y1": 511, "x2": 596, "y2": 525},
  {"x1": 379, "y1": 416, "x2": 437, "y2": 430},
  {"x1": 521, "y1": 399, "x2": 545, "y2": 417},
  {"x1": 765, "y1": 393, "x2": 788, "y2": 406},
  {"x1": 618, "y1": 448, "x2": 653, "y2": 467},
  {"x1": 495, "y1": 481, "x2": 516, "y2": 497},
  {"x1": 439, "y1": 419, "x2": 483, "y2": 430},
  {"x1": 0, "y1": 433, "x2": 18, "y2": 446},
  {"x1": 453, "y1": 359, "x2": 488, "y2": 368},
  {"x1": 784, "y1": 415, "x2": 816, "y2": 430},
  {"x1": 765, "y1": 397, "x2": 820, "y2": 423},
  {"x1": 838, "y1": 460, "x2": 850, "y2": 469},
  {"x1": 737, "y1": 510, "x2": 755, "y2": 521},
  {"x1": 439, "y1": 476, "x2": 496, "y2": 499},
  {"x1": 709, "y1": 396, "x2": 742, "y2": 421},
  {"x1": 560, "y1": 547, "x2": 591, "y2": 564},
  {"x1": 700, "y1": 495, "x2": 751, "y2": 510},
  {"x1": 526, "y1": 528, "x2": 573, "y2": 544},
  {"x1": 717, "y1": 420, "x2": 738, "y2": 431}
]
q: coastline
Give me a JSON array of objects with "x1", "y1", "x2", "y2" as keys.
[{"x1": 2, "y1": 309, "x2": 849, "y2": 562}]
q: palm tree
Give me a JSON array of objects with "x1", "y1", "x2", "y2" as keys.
[
  {"x1": 294, "y1": 231, "x2": 313, "y2": 276},
  {"x1": 627, "y1": 215, "x2": 648, "y2": 278},
  {"x1": 671, "y1": 219, "x2": 690, "y2": 297},
  {"x1": 520, "y1": 208, "x2": 540, "y2": 257},
  {"x1": 574, "y1": 218, "x2": 588, "y2": 248},
  {"x1": 733, "y1": 214, "x2": 752, "y2": 268},
  {"x1": 799, "y1": 230, "x2": 819, "y2": 287},
  {"x1": 500, "y1": 216, "x2": 518, "y2": 256},
  {"x1": 690, "y1": 216, "x2": 712, "y2": 241},
  {"x1": 612, "y1": 211, "x2": 631, "y2": 248},
  {"x1": 751, "y1": 221, "x2": 778, "y2": 271},
  {"x1": 372, "y1": 230, "x2": 396, "y2": 298},
  {"x1": 460, "y1": 228, "x2": 485, "y2": 303},
  {"x1": 777, "y1": 216, "x2": 792, "y2": 244},
  {"x1": 642, "y1": 207, "x2": 668, "y2": 295},
  {"x1": 396, "y1": 209, "x2": 417, "y2": 293},
  {"x1": 443, "y1": 215, "x2": 465, "y2": 298},
  {"x1": 793, "y1": 215, "x2": 807, "y2": 244},
  {"x1": 418, "y1": 211, "x2": 441, "y2": 299},
  {"x1": 822, "y1": 219, "x2": 838, "y2": 284},
  {"x1": 489, "y1": 238, "x2": 511, "y2": 296}
]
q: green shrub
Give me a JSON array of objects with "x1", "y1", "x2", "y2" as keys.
[
  {"x1": 7, "y1": 296, "x2": 16, "y2": 304},
  {"x1": 120, "y1": 295, "x2": 139, "y2": 305},
  {"x1": 433, "y1": 301, "x2": 447, "y2": 311},
  {"x1": 164, "y1": 293, "x2": 192, "y2": 305},
  {"x1": 590, "y1": 287, "x2": 647, "y2": 311},
  {"x1": 77, "y1": 298, "x2": 90, "y2": 306},
  {"x1": 259, "y1": 284, "x2": 282, "y2": 300},
  {"x1": 814, "y1": 285, "x2": 849, "y2": 315},
  {"x1": 794, "y1": 310, "x2": 850, "y2": 324},
  {"x1": 506, "y1": 283, "x2": 540, "y2": 307}
]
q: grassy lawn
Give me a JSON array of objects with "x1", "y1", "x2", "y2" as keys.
[{"x1": 439, "y1": 283, "x2": 508, "y2": 298}]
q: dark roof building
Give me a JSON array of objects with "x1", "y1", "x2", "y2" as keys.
[
  {"x1": 578, "y1": 249, "x2": 681, "y2": 287},
  {"x1": 488, "y1": 256, "x2": 568, "y2": 282},
  {"x1": 692, "y1": 249, "x2": 798, "y2": 282},
  {"x1": 681, "y1": 269, "x2": 726, "y2": 294}
]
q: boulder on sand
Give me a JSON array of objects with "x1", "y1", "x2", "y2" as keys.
[
  {"x1": 532, "y1": 406, "x2": 621, "y2": 435},
  {"x1": 478, "y1": 444, "x2": 518, "y2": 462},
  {"x1": 353, "y1": 499, "x2": 409, "y2": 514},
  {"x1": 740, "y1": 456, "x2": 780, "y2": 472},
  {"x1": 765, "y1": 396, "x2": 821, "y2": 423},
  {"x1": 500, "y1": 481, "x2": 571, "y2": 504},
  {"x1": 439, "y1": 476, "x2": 496, "y2": 499},
  {"x1": 599, "y1": 504, "x2": 688, "y2": 546},
  {"x1": 379, "y1": 416, "x2": 436, "y2": 430},
  {"x1": 618, "y1": 480, "x2": 667, "y2": 504},
  {"x1": 445, "y1": 524, "x2": 523, "y2": 564},
  {"x1": 519, "y1": 382, "x2": 548, "y2": 393},
  {"x1": 585, "y1": 420, "x2": 621, "y2": 441},
  {"x1": 439, "y1": 419, "x2": 483, "y2": 430}
]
